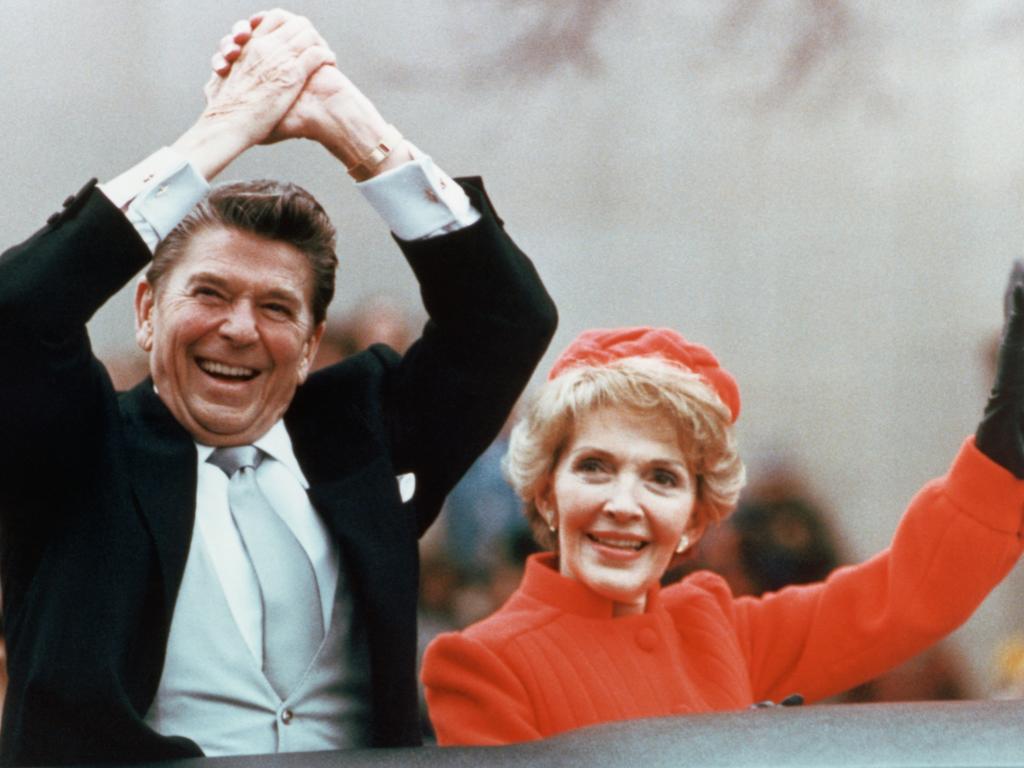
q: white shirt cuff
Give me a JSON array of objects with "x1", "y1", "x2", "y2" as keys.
[
  {"x1": 99, "y1": 148, "x2": 209, "y2": 253},
  {"x1": 356, "y1": 143, "x2": 481, "y2": 241}
]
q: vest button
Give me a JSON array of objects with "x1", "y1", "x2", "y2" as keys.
[{"x1": 281, "y1": 708, "x2": 294, "y2": 725}]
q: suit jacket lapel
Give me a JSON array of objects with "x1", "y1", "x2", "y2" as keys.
[{"x1": 119, "y1": 379, "x2": 197, "y2": 614}]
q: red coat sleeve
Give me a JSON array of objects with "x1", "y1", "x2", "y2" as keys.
[
  {"x1": 422, "y1": 631, "x2": 542, "y2": 746},
  {"x1": 729, "y1": 438, "x2": 1024, "y2": 703}
]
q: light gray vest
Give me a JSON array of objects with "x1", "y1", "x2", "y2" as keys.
[{"x1": 143, "y1": 523, "x2": 371, "y2": 756}]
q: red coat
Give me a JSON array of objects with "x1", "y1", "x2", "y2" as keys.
[{"x1": 422, "y1": 439, "x2": 1024, "y2": 745}]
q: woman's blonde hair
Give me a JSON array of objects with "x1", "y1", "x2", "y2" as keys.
[{"x1": 503, "y1": 356, "x2": 746, "y2": 550}]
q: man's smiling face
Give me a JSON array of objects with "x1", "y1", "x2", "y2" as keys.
[{"x1": 134, "y1": 226, "x2": 325, "y2": 446}]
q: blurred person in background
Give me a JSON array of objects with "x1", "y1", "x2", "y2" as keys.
[
  {"x1": 687, "y1": 476, "x2": 841, "y2": 595},
  {"x1": 441, "y1": 410, "x2": 531, "y2": 584},
  {"x1": 312, "y1": 293, "x2": 417, "y2": 371}
]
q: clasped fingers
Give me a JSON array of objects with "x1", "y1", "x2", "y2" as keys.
[
  {"x1": 201, "y1": 10, "x2": 335, "y2": 145},
  {"x1": 211, "y1": 11, "x2": 333, "y2": 90}
]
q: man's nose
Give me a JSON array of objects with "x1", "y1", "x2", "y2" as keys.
[{"x1": 220, "y1": 301, "x2": 259, "y2": 344}]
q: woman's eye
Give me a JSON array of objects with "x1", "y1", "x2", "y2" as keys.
[
  {"x1": 576, "y1": 457, "x2": 605, "y2": 474},
  {"x1": 651, "y1": 469, "x2": 679, "y2": 487}
]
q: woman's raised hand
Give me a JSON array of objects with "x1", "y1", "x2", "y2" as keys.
[{"x1": 975, "y1": 260, "x2": 1024, "y2": 477}]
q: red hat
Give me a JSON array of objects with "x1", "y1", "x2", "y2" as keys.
[{"x1": 548, "y1": 326, "x2": 741, "y2": 423}]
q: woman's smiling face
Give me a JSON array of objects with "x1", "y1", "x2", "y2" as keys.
[{"x1": 537, "y1": 406, "x2": 698, "y2": 616}]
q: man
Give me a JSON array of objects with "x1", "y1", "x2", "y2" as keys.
[{"x1": 0, "y1": 11, "x2": 556, "y2": 766}]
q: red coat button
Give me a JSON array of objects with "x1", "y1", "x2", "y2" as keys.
[{"x1": 636, "y1": 628, "x2": 658, "y2": 651}]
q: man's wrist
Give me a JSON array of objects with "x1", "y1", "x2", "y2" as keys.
[
  {"x1": 306, "y1": 84, "x2": 416, "y2": 178},
  {"x1": 357, "y1": 147, "x2": 480, "y2": 240},
  {"x1": 171, "y1": 114, "x2": 253, "y2": 182},
  {"x1": 321, "y1": 122, "x2": 414, "y2": 175},
  {"x1": 347, "y1": 125, "x2": 405, "y2": 182}
]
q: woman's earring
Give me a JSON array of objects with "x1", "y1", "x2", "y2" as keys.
[
  {"x1": 675, "y1": 533, "x2": 690, "y2": 554},
  {"x1": 543, "y1": 509, "x2": 557, "y2": 533}
]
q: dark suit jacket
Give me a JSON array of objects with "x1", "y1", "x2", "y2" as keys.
[{"x1": 0, "y1": 178, "x2": 556, "y2": 767}]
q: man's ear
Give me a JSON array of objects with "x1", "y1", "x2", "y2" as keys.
[
  {"x1": 134, "y1": 279, "x2": 155, "y2": 353},
  {"x1": 297, "y1": 321, "x2": 326, "y2": 384}
]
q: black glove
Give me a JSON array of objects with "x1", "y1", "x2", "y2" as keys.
[{"x1": 976, "y1": 260, "x2": 1024, "y2": 478}]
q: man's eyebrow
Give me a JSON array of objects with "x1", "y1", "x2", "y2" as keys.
[
  {"x1": 185, "y1": 273, "x2": 303, "y2": 303},
  {"x1": 186, "y1": 271, "x2": 230, "y2": 288},
  {"x1": 261, "y1": 285, "x2": 305, "y2": 303}
]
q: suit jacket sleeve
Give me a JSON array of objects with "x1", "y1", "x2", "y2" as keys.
[
  {"x1": 0, "y1": 182, "x2": 151, "y2": 524},
  {"x1": 392, "y1": 178, "x2": 556, "y2": 533},
  {"x1": 727, "y1": 437, "x2": 1024, "y2": 704}
]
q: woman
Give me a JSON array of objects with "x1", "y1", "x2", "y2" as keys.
[{"x1": 421, "y1": 305, "x2": 1024, "y2": 745}]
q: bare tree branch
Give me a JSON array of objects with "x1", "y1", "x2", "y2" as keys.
[{"x1": 470, "y1": 0, "x2": 616, "y2": 83}]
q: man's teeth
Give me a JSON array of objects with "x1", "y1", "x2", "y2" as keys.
[
  {"x1": 199, "y1": 360, "x2": 256, "y2": 378},
  {"x1": 588, "y1": 534, "x2": 645, "y2": 550}
]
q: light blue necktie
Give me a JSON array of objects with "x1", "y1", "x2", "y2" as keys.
[{"x1": 208, "y1": 445, "x2": 325, "y2": 698}]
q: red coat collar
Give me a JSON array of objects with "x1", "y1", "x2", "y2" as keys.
[{"x1": 518, "y1": 552, "x2": 663, "y2": 619}]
